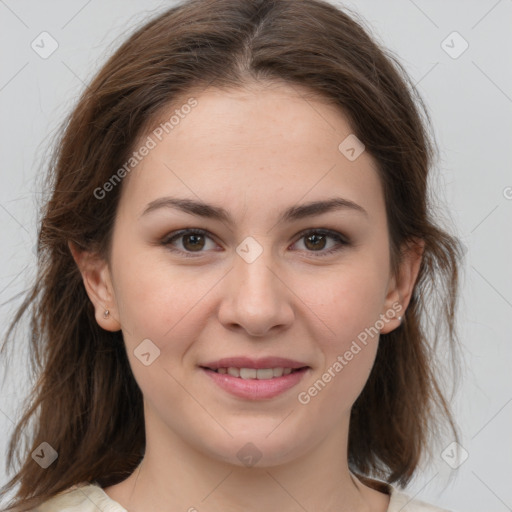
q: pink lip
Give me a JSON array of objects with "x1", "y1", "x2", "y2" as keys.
[
  {"x1": 201, "y1": 356, "x2": 307, "y2": 370},
  {"x1": 202, "y1": 367, "x2": 309, "y2": 400}
]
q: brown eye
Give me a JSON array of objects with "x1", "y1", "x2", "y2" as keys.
[
  {"x1": 161, "y1": 228, "x2": 217, "y2": 257},
  {"x1": 292, "y1": 229, "x2": 349, "y2": 257},
  {"x1": 182, "y1": 233, "x2": 206, "y2": 251},
  {"x1": 304, "y1": 232, "x2": 328, "y2": 251}
]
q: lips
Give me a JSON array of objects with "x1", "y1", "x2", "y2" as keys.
[{"x1": 200, "y1": 357, "x2": 310, "y2": 399}]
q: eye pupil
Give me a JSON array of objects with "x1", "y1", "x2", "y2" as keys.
[
  {"x1": 305, "y1": 233, "x2": 326, "y2": 250},
  {"x1": 183, "y1": 234, "x2": 205, "y2": 251}
]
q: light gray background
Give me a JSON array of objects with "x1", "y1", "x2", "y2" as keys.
[{"x1": 0, "y1": 1, "x2": 511, "y2": 511}]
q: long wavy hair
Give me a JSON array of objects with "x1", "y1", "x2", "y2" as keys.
[{"x1": 0, "y1": 0, "x2": 464, "y2": 509}]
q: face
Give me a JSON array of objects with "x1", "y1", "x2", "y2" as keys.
[{"x1": 76, "y1": 81, "x2": 418, "y2": 468}]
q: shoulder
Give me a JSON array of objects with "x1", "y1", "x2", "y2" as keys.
[
  {"x1": 34, "y1": 482, "x2": 127, "y2": 512},
  {"x1": 388, "y1": 485, "x2": 455, "y2": 512},
  {"x1": 33, "y1": 479, "x2": 459, "y2": 512},
  {"x1": 354, "y1": 473, "x2": 456, "y2": 512}
]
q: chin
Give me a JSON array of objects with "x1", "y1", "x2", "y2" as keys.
[{"x1": 196, "y1": 424, "x2": 315, "y2": 469}]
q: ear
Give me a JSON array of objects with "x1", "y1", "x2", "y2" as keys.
[
  {"x1": 379, "y1": 238, "x2": 424, "y2": 334},
  {"x1": 68, "y1": 240, "x2": 121, "y2": 332}
]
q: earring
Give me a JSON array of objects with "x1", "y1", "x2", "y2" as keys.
[
  {"x1": 103, "y1": 309, "x2": 110, "y2": 319},
  {"x1": 398, "y1": 316, "x2": 402, "y2": 324}
]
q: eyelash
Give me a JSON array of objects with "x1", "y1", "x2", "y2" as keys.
[{"x1": 160, "y1": 228, "x2": 350, "y2": 259}]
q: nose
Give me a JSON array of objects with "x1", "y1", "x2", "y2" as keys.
[{"x1": 217, "y1": 246, "x2": 295, "y2": 338}]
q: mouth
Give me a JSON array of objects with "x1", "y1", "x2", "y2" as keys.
[
  {"x1": 199, "y1": 357, "x2": 311, "y2": 400},
  {"x1": 202, "y1": 366, "x2": 307, "y2": 379}
]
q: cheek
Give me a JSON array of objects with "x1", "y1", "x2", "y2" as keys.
[
  {"x1": 111, "y1": 244, "x2": 224, "y2": 367},
  {"x1": 310, "y1": 256, "x2": 389, "y2": 343},
  {"x1": 112, "y1": 258, "x2": 212, "y2": 412},
  {"x1": 298, "y1": 254, "x2": 389, "y2": 404}
]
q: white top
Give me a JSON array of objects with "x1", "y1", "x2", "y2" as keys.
[{"x1": 35, "y1": 481, "x2": 455, "y2": 511}]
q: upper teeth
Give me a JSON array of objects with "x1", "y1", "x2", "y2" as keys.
[{"x1": 215, "y1": 367, "x2": 294, "y2": 379}]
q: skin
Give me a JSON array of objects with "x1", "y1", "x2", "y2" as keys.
[{"x1": 70, "y1": 81, "x2": 423, "y2": 512}]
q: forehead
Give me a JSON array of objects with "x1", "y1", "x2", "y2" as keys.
[{"x1": 117, "y1": 82, "x2": 385, "y2": 222}]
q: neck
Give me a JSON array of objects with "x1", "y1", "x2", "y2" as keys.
[{"x1": 105, "y1": 406, "x2": 378, "y2": 512}]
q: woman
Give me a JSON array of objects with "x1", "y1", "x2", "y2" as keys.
[{"x1": 0, "y1": 0, "x2": 463, "y2": 510}]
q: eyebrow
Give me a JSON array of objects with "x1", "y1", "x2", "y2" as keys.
[{"x1": 140, "y1": 196, "x2": 368, "y2": 224}]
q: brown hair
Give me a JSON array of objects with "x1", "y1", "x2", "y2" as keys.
[{"x1": 0, "y1": 0, "x2": 464, "y2": 509}]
